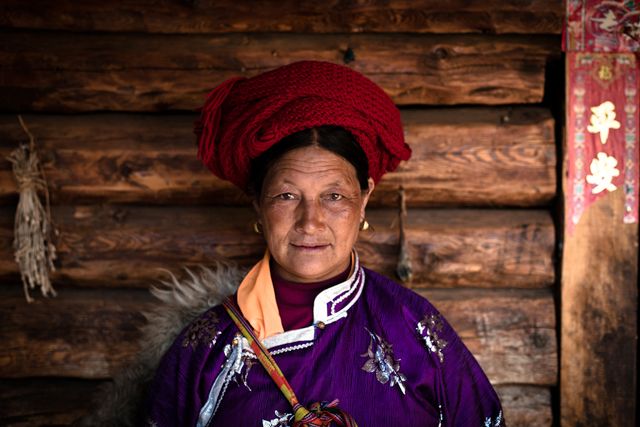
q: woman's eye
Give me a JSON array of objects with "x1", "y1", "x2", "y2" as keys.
[
  {"x1": 328, "y1": 193, "x2": 343, "y2": 201},
  {"x1": 276, "y1": 192, "x2": 296, "y2": 200}
]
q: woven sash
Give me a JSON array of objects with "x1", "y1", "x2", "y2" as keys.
[{"x1": 222, "y1": 298, "x2": 358, "y2": 427}]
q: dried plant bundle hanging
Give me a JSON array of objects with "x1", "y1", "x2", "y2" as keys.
[
  {"x1": 6, "y1": 115, "x2": 58, "y2": 303},
  {"x1": 395, "y1": 186, "x2": 413, "y2": 284}
]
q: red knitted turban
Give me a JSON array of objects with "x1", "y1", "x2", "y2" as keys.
[{"x1": 194, "y1": 60, "x2": 411, "y2": 191}]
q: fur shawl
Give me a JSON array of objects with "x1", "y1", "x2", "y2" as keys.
[{"x1": 74, "y1": 262, "x2": 245, "y2": 426}]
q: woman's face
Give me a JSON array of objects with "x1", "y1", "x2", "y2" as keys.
[{"x1": 255, "y1": 145, "x2": 374, "y2": 283}]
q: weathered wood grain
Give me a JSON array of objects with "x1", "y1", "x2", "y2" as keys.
[
  {"x1": 385, "y1": 108, "x2": 556, "y2": 207},
  {"x1": 0, "y1": 286, "x2": 556, "y2": 386},
  {"x1": 0, "y1": 378, "x2": 104, "y2": 427},
  {"x1": 0, "y1": 287, "x2": 148, "y2": 379},
  {"x1": 423, "y1": 288, "x2": 557, "y2": 387},
  {"x1": 0, "y1": 109, "x2": 556, "y2": 207},
  {"x1": 0, "y1": 0, "x2": 564, "y2": 35},
  {"x1": 0, "y1": 32, "x2": 559, "y2": 110},
  {"x1": 560, "y1": 191, "x2": 638, "y2": 425},
  {"x1": 361, "y1": 208, "x2": 555, "y2": 288},
  {"x1": 496, "y1": 385, "x2": 552, "y2": 427},
  {"x1": 0, "y1": 206, "x2": 555, "y2": 288},
  {"x1": 0, "y1": 378, "x2": 552, "y2": 426}
]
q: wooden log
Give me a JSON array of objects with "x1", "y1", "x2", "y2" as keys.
[
  {"x1": 0, "y1": 378, "x2": 107, "y2": 427},
  {"x1": 361, "y1": 208, "x2": 555, "y2": 288},
  {"x1": 0, "y1": 108, "x2": 556, "y2": 207},
  {"x1": 0, "y1": 0, "x2": 564, "y2": 35},
  {"x1": 423, "y1": 288, "x2": 557, "y2": 387},
  {"x1": 0, "y1": 206, "x2": 555, "y2": 288},
  {"x1": 0, "y1": 287, "x2": 148, "y2": 379},
  {"x1": 384, "y1": 108, "x2": 556, "y2": 207},
  {"x1": 0, "y1": 286, "x2": 556, "y2": 386},
  {"x1": 560, "y1": 192, "x2": 638, "y2": 425},
  {"x1": 0, "y1": 379, "x2": 552, "y2": 427},
  {"x1": 496, "y1": 385, "x2": 552, "y2": 427},
  {"x1": 0, "y1": 32, "x2": 559, "y2": 110}
]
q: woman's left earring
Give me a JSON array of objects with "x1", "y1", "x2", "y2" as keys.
[
  {"x1": 253, "y1": 221, "x2": 263, "y2": 234},
  {"x1": 359, "y1": 219, "x2": 370, "y2": 231}
]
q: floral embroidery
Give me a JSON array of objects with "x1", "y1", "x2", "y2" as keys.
[
  {"x1": 182, "y1": 310, "x2": 221, "y2": 350},
  {"x1": 146, "y1": 417, "x2": 158, "y2": 427},
  {"x1": 417, "y1": 314, "x2": 448, "y2": 363},
  {"x1": 484, "y1": 410, "x2": 504, "y2": 427},
  {"x1": 262, "y1": 410, "x2": 293, "y2": 426},
  {"x1": 360, "y1": 329, "x2": 407, "y2": 395}
]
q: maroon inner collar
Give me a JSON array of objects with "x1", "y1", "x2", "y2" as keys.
[{"x1": 270, "y1": 260, "x2": 352, "y2": 329}]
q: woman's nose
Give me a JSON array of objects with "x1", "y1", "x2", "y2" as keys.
[{"x1": 295, "y1": 199, "x2": 325, "y2": 233}]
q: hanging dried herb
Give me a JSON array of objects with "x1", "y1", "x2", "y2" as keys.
[
  {"x1": 6, "y1": 115, "x2": 58, "y2": 302},
  {"x1": 396, "y1": 186, "x2": 412, "y2": 283}
]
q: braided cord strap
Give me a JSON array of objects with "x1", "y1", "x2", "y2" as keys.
[{"x1": 222, "y1": 298, "x2": 358, "y2": 427}]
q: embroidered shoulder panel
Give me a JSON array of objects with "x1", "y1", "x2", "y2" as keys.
[
  {"x1": 182, "y1": 310, "x2": 221, "y2": 350},
  {"x1": 416, "y1": 313, "x2": 448, "y2": 363}
]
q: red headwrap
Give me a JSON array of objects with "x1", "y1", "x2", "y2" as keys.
[{"x1": 194, "y1": 60, "x2": 411, "y2": 191}]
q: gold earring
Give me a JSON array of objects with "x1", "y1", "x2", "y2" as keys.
[
  {"x1": 253, "y1": 221, "x2": 263, "y2": 234},
  {"x1": 359, "y1": 219, "x2": 370, "y2": 231}
]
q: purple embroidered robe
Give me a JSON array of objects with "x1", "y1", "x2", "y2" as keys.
[{"x1": 144, "y1": 258, "x2": 504, "y2": 427}]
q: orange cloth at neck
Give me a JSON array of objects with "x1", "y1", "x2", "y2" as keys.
[{"x1": 236, "y1": 250, "x2": 284, "y2": 340}]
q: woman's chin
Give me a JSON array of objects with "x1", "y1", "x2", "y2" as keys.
[
  {"x1": 273, "y1": 246, "x2": 351, "y2": 282},
  {"x1": 277, "y1": 259, "x2": 340, "y2": 283}
]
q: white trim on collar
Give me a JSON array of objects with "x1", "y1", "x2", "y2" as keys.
[
  {"x1": 256, "y1": 250, "x2": 365, "y2": 351},
  {"x1": 313, "y1": 250, "x2": 364, "y2": 324}
]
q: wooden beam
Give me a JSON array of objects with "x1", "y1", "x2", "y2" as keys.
[
  {"x1": 496, "y1": 385, "x2": 552, "y2": 427},
  {"x1": 0, "y1": 0, "x2": 564, "y2": 35},
  {"x1": 0, "y1": 287, "x2": 149, "y2": 379},
  {"x1": 422, "y1": 288, "x2": 557, "y2": 386},
  {"x1": 0, "y1": 287, "x2": 556, "y2": 386},
  {"x1": 389, "y1": 108, "x2": 556, "y2": 207},
  {"x1": 0, "y1": 378, "x2": 105, "y2": 426},
  {"x1": 0, "y1": 32, "x2": 559, "y2": 110},
  {"x1": 560, "y1": 191, "x2": 638, "y2": 425},
  {"x1": 0, "y1": 206, "x2": 555, "y2": 288},
  {"x1": 0, "y1": 109, "x2": 556, "y2": 207},
  {"x1": 0, "y1": 378, "x2": 552, "y2": 427}
]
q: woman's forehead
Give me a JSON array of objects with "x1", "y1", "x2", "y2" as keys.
[{"x1": 263, "y1": 146, "x2": 358, "y2": 186}]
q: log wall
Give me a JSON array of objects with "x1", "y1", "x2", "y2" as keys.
[{"x1": 0, "y1": 1, "x2": 563, "y2": 425}]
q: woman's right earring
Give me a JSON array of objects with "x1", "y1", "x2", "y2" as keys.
[
  {"x1": 360, "y1": 219, "x2": 370, "y2": 231},
  {"x1": 253, "y1": 221, "x2": 263, "y2": 234}
]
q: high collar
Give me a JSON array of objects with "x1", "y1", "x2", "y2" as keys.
[
  {"x1": 259, "y1": 250, "x2": 366, "y2": 350},
  {"x1": 237, "y1": 248, "x2": 366, "y2": 349}
]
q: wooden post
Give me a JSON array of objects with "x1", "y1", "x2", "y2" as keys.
[
  {"x1": 562, "y1": 2, "x2": 639, "y2": 422},
  {"x1": 560, "y1": 190, "x2": 638, "y2": 425},
  {"x1": 560, "y1": 52, "x2": 639, "y2": 427}
]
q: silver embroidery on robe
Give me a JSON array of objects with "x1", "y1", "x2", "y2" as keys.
[
  {"x1": 417, "y1": 313, "x2": 448, "y2": 363},
  {"x1": 484, "y1": 410, "x2": 503, "y2": 427},
  {"x1": 262, "y1": 410, "x2": 293, "y2": 426},
  {"x1": 361, "y1": 329, "x2": 407, "y2": 395},
  {"x1": 231, "y1": 350, "x2": 256, "y2": 391}
]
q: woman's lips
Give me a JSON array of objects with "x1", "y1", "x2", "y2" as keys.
[{"x1": 291, "y1": 243, "x2": 330, "y2": 251}]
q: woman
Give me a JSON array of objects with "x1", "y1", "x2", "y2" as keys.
[{"x1": 144, "y1": 60, "x2": 504, "y2": 426}]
